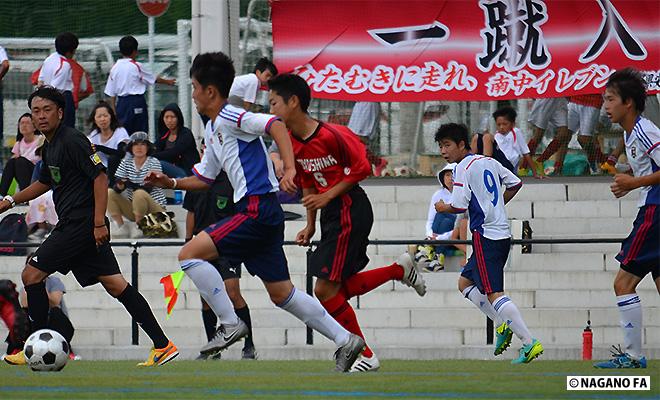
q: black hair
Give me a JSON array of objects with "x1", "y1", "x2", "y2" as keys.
[
  {"x1": 606, "y1": 67, "x2": 647, "y2": 113},
  {"x1": 190, "y1": 52, "x2": 235, "y2": 98},
  {"x1": 16, "y1": 112, "x2": 34, "y2": 142},
  {"x1": 254, "y1": 57, "x2": 278, "y2": 76},
  {"x1": 434, "y1": 123, "x2": 471, "y2": 150},
  {"x1": 55, "y1": 32, "x2": 78, "y2": 56},
  {"x1": 119, "y1": 35, "x2": 139, "y2": 57},
  {"x1": 28, "y1": 86, "x2": 66, "y2": 110},
  {"x1": 267, "y1": 73, "x2": 311, "y2": 113},
  {"x1": 492, "y1": 106, "x2": 517, "y2": 123},
  {"x1": 88, "y1": 101, "x2": 121, "y2": 133},
  {"x1": 158, "y1": 103, "x2": 185, "y2": 137}
]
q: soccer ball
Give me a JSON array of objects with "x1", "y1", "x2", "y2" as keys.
[{"x1": 24, "y1": 329, "x2": 69, "y2": 371}]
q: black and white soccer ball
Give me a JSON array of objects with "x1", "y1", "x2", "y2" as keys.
[{"x1": 24, "y1": 329, "x2": 69, "y2": 371}]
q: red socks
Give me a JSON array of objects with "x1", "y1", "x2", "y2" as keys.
[
  {"x1": 342, "y1": 263, "x2": 403, "y2": 298},
  {"x1": 320, "y1": 292, "x2": 373, "y2": 358}
]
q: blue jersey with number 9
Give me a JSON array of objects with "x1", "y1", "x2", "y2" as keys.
[{"x1": 450, "y1": 155, "x2": 522, "y2": 240}]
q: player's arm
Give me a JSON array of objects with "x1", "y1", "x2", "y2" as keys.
[
  {"x1": 145, "y1": 173, "x2": 210, "y2": 191},
  {"x1": 0, "y1": 181, "x2": 49, "y2": 213},
  {"x1": 296, "y1": 186, "x2": 318, "y2": 246},
  {"x1": 270, "y1": 120, "x2": 297, "y2": 194},
  {"x1": 0, "y1": 59, "x2": 9, "y2": 80},
  {"x1": 500, "y1": 163, "x2": 523, "y2": 204},
  {"x1": 93, "y1": 172, "x2": 110, "y2": 244},
  {"x1": 301, "y1": 180, "x2": 356, "y2": 211},
  {"x1": 611, "y1": 171, "x2": 660, "y2": 198}
]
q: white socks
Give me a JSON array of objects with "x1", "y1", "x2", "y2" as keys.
[
  {"x1": 462, "y1": 285, "x2": 502, "y2": 325},
  {"x1": 180, "y1": 259, "x2": 238, "y2": 325},
  {"x1": 493, "y1": 295, "x2": 533, "y2": 345},
  {"x1": 278, "y1": 287, "x2": 350, "y2": 347},
  {"x1": 617, "y1": 294, "x2": 643, "y2": 359}
]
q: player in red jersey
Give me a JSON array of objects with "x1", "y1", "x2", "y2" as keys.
[{"x1": 268, "y1": 74, "x2": 426, "y2": 372}]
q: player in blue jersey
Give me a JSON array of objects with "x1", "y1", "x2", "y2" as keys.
[
  {"x1": 145, "y1": 52, "x2": 364, "y2": 371},
  {"x1": 594, "y1": 68, "x2": 659, "y2": 369},
  {"x1": 434, "y1": 123, "x2": 543, "y2": 364}
]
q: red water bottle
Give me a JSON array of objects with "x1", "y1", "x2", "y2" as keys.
[{"x1": 582, "y1": 320, "x2": 593, "y2": 360}]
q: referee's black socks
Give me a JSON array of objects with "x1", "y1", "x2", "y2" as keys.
[
  {"x1": 117, "y1": 284, "x2": 169, "y2": 349},
  {"x1": 25, "y1": 281, "x2": 49, "y2": 332}
]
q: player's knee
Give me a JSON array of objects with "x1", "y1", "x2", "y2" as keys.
[{"x1": 21, "y1": 266, "x2": 43, "y2": 286}]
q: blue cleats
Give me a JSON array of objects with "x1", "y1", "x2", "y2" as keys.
[
  {"x1": 594, "y1": 345, "x2": 647, "y2": 369},
  {"x1": 494, "y1": 321, "x2": 513, "y2": 356},
  {"x1": 511, "y1": 339, "x2": 543, "y2": 364}
]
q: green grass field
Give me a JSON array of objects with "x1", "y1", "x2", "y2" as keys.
[{"x1": 0, "y1": 360, "x2": 657, "y2": 399}]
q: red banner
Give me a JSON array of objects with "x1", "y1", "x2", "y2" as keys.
[{"x1": 272, "y1": 0, "x2": 660, "y2": 101}]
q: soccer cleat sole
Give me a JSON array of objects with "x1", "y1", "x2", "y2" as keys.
[{"x1": 156, "y1": 350, "x2": 179, "y2": 366}]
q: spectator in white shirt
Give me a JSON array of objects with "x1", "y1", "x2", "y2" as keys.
[
  {"x1": 228, "y1": 57, "x2": 277, "y2": 111},
  {"x1": 37, "y1": 32, "x2": 78, "y2": 128},
  {"x1": 87, "y1": 101, "x2": 130, "y2": 185},
  {"x1": 104, "y1": 36, "x2": 175, "y2": 134},
  {"x1": 492, "y1": 106, "x2": 543, "y2": 179}
]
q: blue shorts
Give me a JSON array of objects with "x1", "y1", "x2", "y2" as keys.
[
  {"x1": 460, "y1": 231, "x2": 511, "y2": 294},
  {"x1": 116, "y1": 94, "x2": 148, "y2": 134},
  {"x1": 203, "y1": 193, "x2": 289, "y2": 282},
  {"x1": 616, "y1": 205, "x2": 659, "y2": 279}
]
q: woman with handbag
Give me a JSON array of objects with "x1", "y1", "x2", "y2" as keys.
[{"x1": 107, "y1": 132, "x2": 167, "y2": 238}]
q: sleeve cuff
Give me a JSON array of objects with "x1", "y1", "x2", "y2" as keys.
[
  {"x1": 265, "y1": 116, "x2": 281, "y2": 135},
  {"x1": 192, "y1": 166, "x2": 215, "y2": 185}
]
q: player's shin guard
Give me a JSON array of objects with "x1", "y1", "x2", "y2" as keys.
[
  {"x1": 47, "y1": 306, "x2": 74, "y2": 343},
  {"x1": 117, "y1": 284, "x2": 169, "y2": 349},
  {"x1": 277, "y1": 287, "x2": 350, "y2": 347},
  {"x1": 181, "y1": 259, "x2": 238, "y2": 325},
  {"x1": 342, "y1": 265, "x2": 403, "y2": 298},
  {"x1": 462, "y1": 285, "x2": 502, "y2": 324},
  {"x1": 235, "y1": 306, "x2": 254, "y2": 349},
  {"x1": 493, "y1": 295, "x2": 533, "y2": 345},
  {"x1": 321, "y1": 291, "x2": 373, "y2": 358},
  {"x1": 617, "y1": 294, "x2": 643, "y2": 359},
  {"x1": 25, "y1": 281, "x2": 49, "y2": 332}
]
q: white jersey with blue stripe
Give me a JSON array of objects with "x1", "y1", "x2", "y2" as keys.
[
  {"x1": 193, "y1": 104, "x2": 281, "y2": 203},
  {"x1": 450, "y1": 154, "x2": 522, "y2": 240},
  {"x1": 625, "y1": 116, "x2": 660, "y2": 207}
]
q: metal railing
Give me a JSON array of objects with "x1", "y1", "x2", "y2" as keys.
[{"x1": 0, "y1": 237, "x2": 625, "y2": 346}]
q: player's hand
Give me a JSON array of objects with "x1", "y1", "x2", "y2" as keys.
[
  {"x1": 94, "y1": 225, "x2": 109, "y2": 246},
  {"x1": 279, "y1": 168, "x2": 297, "y2": 194},
  {"x1": 295, "y1": 225, "x2": 316, "y2": 246},
  {"x1": 302, "y1": 193, "x2": 330, "y2": 211},
  {"x1": 434, "y1": 200, "x2": 447, "y2": 213},
  {"x1": 611, "y1": 173, "x2": 636, "y2": 198},
  {"x1": 144, "y1": 171, "x2": 174, "y2": 188},
  {"x1": 0, "y1": 200, "x2": 11, "y2": 214}
]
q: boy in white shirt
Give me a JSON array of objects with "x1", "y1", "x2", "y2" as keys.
[
  {"x1": 104, "y1": 36, "x2": 175, "y2": 134},
  {"x1": 228, "y1": 57, "x2": 277, "y2": 111},
  {"x1": 492, "y1": 107, "x2": 543, "y2": 178},
  {"x1": 38, "y1": 32, "x2": 78, "y2": 128}
]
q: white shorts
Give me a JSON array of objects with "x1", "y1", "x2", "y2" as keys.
[
  {"x1": 567, "y1": 102, "x2": 600, "y2": 136},
  {"x1": 528, "y1": 98, "x2": 568, "y2": 130}
]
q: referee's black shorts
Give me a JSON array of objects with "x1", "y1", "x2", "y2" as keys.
[
  {"x1": 309, "y1": 185, "x2": 373, "y2": 282},
  {"x1": 30, "y1": 215, "x2": 121, "y2": 287}
]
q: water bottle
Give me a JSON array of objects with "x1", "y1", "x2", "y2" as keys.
[
  {"x1": 582, "y1": 320, "x2": 593, "y2": 360},
  {"x1": 174, "y1": 190, "x2": 183, "y2": 205}
]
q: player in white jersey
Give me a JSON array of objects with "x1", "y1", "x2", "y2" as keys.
[
  {"x1": 145, "y1": 52, "x2": 365, "y2": 371},
  {"x1": 434, "y1": 123, "x2": 543, "y2": 364},
  {"x1": 594, "y1": 68, "x2": 659, "y2": 369}
]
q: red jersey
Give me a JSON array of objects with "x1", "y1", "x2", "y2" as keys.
[
  {"x1": 291, "y1": 122, "x2": 371, "y2": 193},
  {"x1": 569, "y1": 94, "x2": 603, "y2": 109}
]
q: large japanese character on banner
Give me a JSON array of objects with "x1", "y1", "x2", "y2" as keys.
[{"x1": 477, "y1": 0, "x2": 550, "y2": 72}]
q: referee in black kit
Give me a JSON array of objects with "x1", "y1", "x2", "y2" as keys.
[{"x1": 2, "y1": 86, "x2": 178, "y2": 367}]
